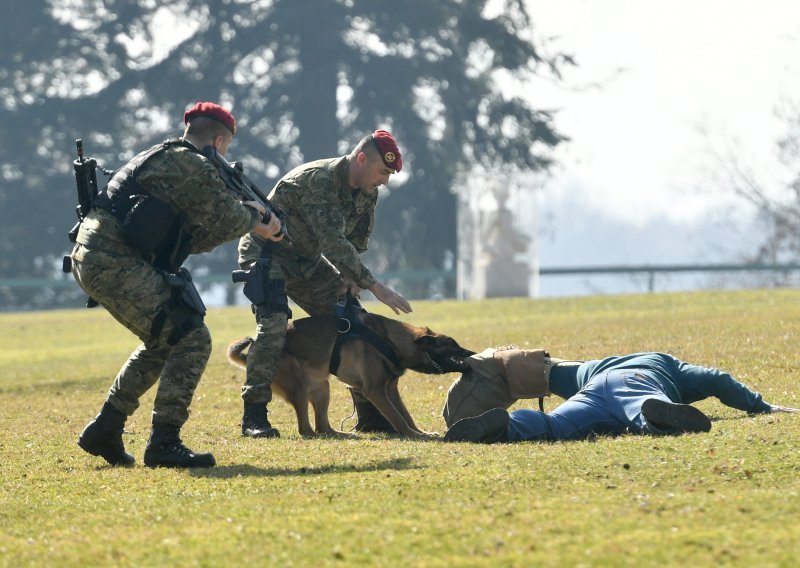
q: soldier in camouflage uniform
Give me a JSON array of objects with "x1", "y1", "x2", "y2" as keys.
[
  {"x1": 71, "y1": 102, "x2": 284, "y2": 468},
  {"x1": 237, "y1": 130, "x2": 412, "y2": 438}
]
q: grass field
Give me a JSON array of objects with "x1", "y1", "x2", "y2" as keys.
[{"x1": 1, "y1": 289, "x2": 799, "y2": 566}]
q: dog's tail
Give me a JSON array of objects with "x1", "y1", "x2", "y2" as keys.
[{"x1": 227, "y1": 336, "x2": 254, "y2": 369}]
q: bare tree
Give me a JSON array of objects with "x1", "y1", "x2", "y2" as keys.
[{"x1": 706, "y1": 101, "x2": 800, "y2": 265}]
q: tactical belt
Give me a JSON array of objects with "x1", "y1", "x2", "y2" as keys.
[{"x1": 328, "y1": 294, "x2": 402, "y2": 376}]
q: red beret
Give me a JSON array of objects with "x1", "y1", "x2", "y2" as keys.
[
  {"x1": 372, "y1": 129, "x2": 402, "y2": 172},
  {"x1": 184, "y1": 101, "x2": 237, "y2": 134}
]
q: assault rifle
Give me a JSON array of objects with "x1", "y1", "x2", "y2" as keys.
[
  {"x1": 200, "y1": 146, "x2": 292, "y2": 245},
  {"x1": 68, "y1": 139, "x2": 100, "y2": 243}
]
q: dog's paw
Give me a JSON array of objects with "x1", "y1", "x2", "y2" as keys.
[
  {"x1": 320, "y1": 430, "x2": 358, "y2": 439},
  {"x1": 410, "y1": 430, "x2": 441, "y2": 440}
]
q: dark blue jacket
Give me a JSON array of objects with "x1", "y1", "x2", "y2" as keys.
[{"x1": 550, "y1": 352, "x2": 771, "y2": 413}]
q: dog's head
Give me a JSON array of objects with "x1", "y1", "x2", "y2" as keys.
[{"x1": 412, "y1": 332, "x2": 476, "y2": 374}]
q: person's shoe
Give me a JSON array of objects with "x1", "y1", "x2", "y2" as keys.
[
  {"x1": 78, "y1": 402, "x2": 135, "y2": 466},
  {"x1": 444, "y1": 408, "x2": 510, "y2": 443},
  {"x1": 241, "y1": 403, "x2": 280, "y2": 438},
  {"x1": 143, "y1": 424, "x2": 215, "y2": 468},
  {"x1": 641, "y1": 399, "x2": 711, "y2": 434},
  {"x1": 348, "y1": 388, "x2": 397, "y2": 433}
]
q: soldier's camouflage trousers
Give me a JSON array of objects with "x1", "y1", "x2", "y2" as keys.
[
  {"x1": 71, "y1": 244, "x2": 211, "y2": 426},
  {"x1": 242, "y1": 255, "x2": 343, "y2": 404},
  {"x1": 281, "y1": 254, "x2": 347, "y2": 317}
]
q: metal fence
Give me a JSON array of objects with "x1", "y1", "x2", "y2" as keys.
[
  {"x1": 539, "y1": 263, "x2": 800, "y2": 293},
  {"x1": 2, "y1": 262, "x2": 800, "y2": 307}
]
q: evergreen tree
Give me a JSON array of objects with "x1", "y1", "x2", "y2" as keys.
[{"x1": 0, "y1": 0, "x2": 571, "y2": 309}]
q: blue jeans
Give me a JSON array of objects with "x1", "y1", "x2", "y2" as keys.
[{"x1": 506, "y1": 370, "x2": 672, "y2": 442}]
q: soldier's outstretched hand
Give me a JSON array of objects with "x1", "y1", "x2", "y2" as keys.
[{"x1": 369, "y1": 281, "x2": 412, "y2": 315}]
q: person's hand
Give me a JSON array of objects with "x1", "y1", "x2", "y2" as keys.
[
  {"x1": 252, "y1": 213, "x2": 284, "y2": 242},
  {"x1": 769, "y1": 404, "x2": 800, "y2": 413},
  {"x1": 369, "y1": 281, "x2": 412, "y2": 315},
  {"x1": 339, "y1": 278, "x2": 362, "y2": 298},
  {"x1": 242, "y1": 200, "x2": 267, "y2": 216}
]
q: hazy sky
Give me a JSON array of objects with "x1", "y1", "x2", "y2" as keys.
[{"x1": 523, "y1": 0, "x2": 800, "y2": 226}]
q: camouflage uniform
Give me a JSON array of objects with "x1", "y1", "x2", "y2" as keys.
[
  {"x1": 71, "y1": 141, "x2": 260, "y2": 426},
  {"x1": 238, "y1": 156, "x2": 378, "y2": 404}
]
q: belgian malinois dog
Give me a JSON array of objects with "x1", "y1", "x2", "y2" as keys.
[{"x1": 227, "y1": 313, "x2": 475, "y2": 438}]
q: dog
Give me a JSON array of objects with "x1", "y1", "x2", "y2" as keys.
[{"x1": 227, "y1": 313, "x2": 475, "y2": 438}]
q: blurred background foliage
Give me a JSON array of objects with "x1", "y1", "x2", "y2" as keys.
[{"x1": 0, "y1": 0, "x2": 572, "y2": 309}]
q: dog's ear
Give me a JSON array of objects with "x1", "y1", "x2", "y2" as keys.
[{"x1": 414, "y1": 333, "x2": 438, "y2": 347}]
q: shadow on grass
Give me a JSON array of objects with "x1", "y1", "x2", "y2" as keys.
[
  {"x1": 0, "y1": 376, "x2": 106, "y2": 395},
  {"x1": 189, "y1": 456, "x2": 421, "y2": 479},
  {"x1": 706, "y1": 414, "x2": 754, "y2": 423}
]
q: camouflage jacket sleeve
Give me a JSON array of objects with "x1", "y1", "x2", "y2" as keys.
[
  {"x1": 237, "y1": 233, "x2": 262, "y2": 268},
  {"x1": 138, "y1": 146, "x2": 261, "y2": 253},
  {"x1": 301, "y1": 171, "x2": 377, "y2": 289}
]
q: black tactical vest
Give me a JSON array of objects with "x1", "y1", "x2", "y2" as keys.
[{"x1": 95, "y1": 139, "x2": 195, "y2": 272}]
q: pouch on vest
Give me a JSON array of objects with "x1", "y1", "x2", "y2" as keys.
[{"x1": 120, "y1": 194, "x2": 175, "y2": 253}]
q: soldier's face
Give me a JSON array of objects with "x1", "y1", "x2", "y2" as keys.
[{"x1": 359, "y1": 154, "x2": 393, "y2": 194}]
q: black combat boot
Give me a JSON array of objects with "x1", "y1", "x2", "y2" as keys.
[
  {"x1": 241, "y1": 403, "x2": 280, "y2": 438},
  {"x1": 348, "y1": 388, "x2": 397, "y2": 433},
  {"x1": 143, "y1": 423, "x2": 216, "y2": 468},
  {"x1": 641, "y1": 399, "x2": 712, "y2": 434},
  {"x1": 444, "y1": 408, "x2": 510, "y2": 444},
  {"x1": 78, "y1": 402, "x2": 135, "y2": 466}
]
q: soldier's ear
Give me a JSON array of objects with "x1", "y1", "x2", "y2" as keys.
[
  {"x1": 355, "y1": 151, "x2": 369, "y2": 167},
  {"x1": 212, "y1": 134, "x2": 224, "y2": 151}
]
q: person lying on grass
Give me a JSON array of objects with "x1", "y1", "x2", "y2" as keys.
[{"x1": 441, "y1": 348, "x2": 799, "y2": 444}]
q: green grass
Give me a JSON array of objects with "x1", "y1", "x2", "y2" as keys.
[{"x1": 2, "y1": 289, "x2": 800, "y2": 566}]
